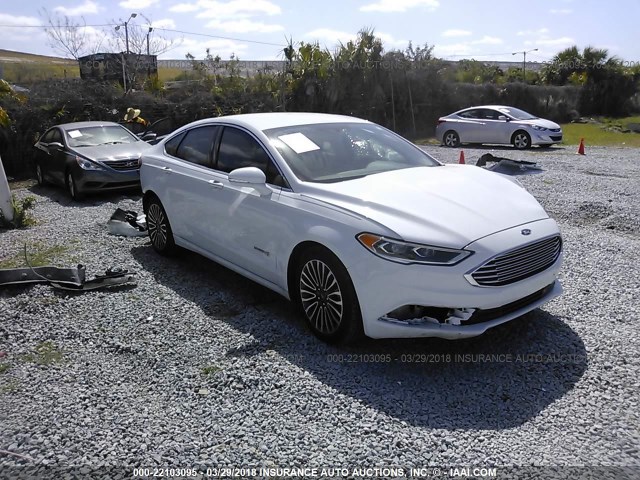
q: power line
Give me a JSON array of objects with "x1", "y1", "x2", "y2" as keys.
[
  {"x1": 152, "y1": 27, "x2": 287, "y2": 47},
  {"x1": 0, "y1": 23, "x2": 117, "y2": 28},
  {"x1": 0, "y1": 23, "x2": 287, "y2": 48}
]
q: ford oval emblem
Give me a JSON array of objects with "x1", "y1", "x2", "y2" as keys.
[{"x1": 521, "y1": 229, "x2": 531, "y2": 236}]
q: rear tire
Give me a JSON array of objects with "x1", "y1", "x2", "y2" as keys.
[
  {"x1": 145, "y1": 196, "x2": 177, "y2": 256},
  {"x1": 66, "y1": 171, "x2": 84, "y2": 200},
  {"x1": 294, "y1": 246, "x2": 364, "y2": 344},
  {"x1": 443, "y1": 130, "x2": 460, "y2": 148}
]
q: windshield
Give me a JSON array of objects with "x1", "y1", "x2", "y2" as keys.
[
  {"x1": 264, "y1": 123, "x2": 440, "y2": 183},
  {"x1": 497, "y1": 107, "x2": 538, "y2": 120},
  {"x1": 64, "y1": 125, "x2": 140, "y2": 147}
]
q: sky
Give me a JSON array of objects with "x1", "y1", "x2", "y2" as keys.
[{"x1": 1, "y1": 0, "x2": 639, "y2": 65}]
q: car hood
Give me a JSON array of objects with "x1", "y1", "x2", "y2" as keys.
[
  {"x1": 521, "y1": 118, "x2": 561, "y2": 129},
  {"x1": 72, "y1": 142, "x2": 150, "y2": 162},
  {"x1": 302, "y1": 165, "x2": 549, "y2": 248}
]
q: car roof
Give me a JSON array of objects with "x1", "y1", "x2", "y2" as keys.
[
  {"x1": 56, "y1": 121, "x2": 123, "y2": 130},
  {"x1": 178, "y1": 112, "x2": 371, "y2": 132},
  {"x1": 458, "y1": 105, "x2": 515, "y2": 111}
]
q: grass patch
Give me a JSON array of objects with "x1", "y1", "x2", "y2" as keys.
[
  {"x1": 0, "y1": 380, "x2": 20, "y2": 395},
  {"x1": 561, "y1": 116, "x2": 640, "y2": 147},
  {"x1": 0, "y1": 241, "x2": 75, "y2": 268},
  {"x1": 0, "y1": 363, "x2": 10, "y2": 374},
  {"x1": 21, "y1": 341, "x2": 64, "y2": 366},
  {"x1": 201, "y1": 365, "x2": 222, "y2": 376},
  {"x1": 0, "y1": 195, "x2": 37, "y2": 229}
]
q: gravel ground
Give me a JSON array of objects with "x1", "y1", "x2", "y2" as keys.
[{"x1": 0, "y1": 144, "x2": 639, "y2": 479}]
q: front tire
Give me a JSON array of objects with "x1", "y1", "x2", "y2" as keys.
[
  {"x1": 443, "y1": 130, "x2": 460, "y2": 148},
  {"x1": 295, "y1": 247, "x2": 363, "y2": 344},
  {"x1": 36, "y1": 163, "x2": 47, "y2": 186},
  {"x1": 145, "y1": 196, "x2": 177, "y2": 256},
  {"x1": 512, "y1": 131, "x2": 531, "y2": 150},
  {"x1": 66, "y1": 171, "x2": 84, "y2": 200}
]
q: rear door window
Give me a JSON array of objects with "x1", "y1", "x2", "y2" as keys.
[{"x1": 174, "y1": 126, "x2": 219, "y2": 167}]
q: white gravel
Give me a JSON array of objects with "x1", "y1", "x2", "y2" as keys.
[{"x1": 1, "y1": 144, "x2": 639, "y2": 478}]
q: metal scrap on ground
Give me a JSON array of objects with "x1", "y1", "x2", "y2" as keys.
[
  {"x1": 0, "y1": 246, "x2": 136, "y2": 291},
  {"x1": 476, "y1": 153, "x2": 544, "y2": 175}
]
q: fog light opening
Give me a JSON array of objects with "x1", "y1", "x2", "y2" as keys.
[{"x1": 380, "y1": 305, "x2": 476, "y2": 326}]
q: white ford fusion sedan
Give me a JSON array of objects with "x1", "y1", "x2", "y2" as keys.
[{"x1": 140, "y1": 112, "x2": 562, "y2": 344}]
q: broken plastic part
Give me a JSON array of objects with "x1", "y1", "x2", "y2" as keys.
[
  {"x1": 380, "y1": 307, "x2": 477, "y2": 326},
  {"x1": 107, "y1": 208, "x2": 147, "y2": 237},
  {"x1": 0, "y1": 265, "x2": 136, "y2": 291}
]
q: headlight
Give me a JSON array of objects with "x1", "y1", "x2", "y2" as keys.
[
  {"x1": 75, "y1": 156, "x2": 104, "y2": 170},
  {"x1": 357, "y1": 233, "x2": 472, "y2": 265},
  {"x1": 531, "y1": 125, "x2": 548, "y2": 131}
]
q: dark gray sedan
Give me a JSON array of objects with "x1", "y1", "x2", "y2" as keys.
[{"x1": 34, "y1": 121, "x2": 151, "y2": 200}]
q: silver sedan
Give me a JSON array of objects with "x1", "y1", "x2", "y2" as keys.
[{"x1": 436, "y1": 105, "x2": 563, "y2": 149}]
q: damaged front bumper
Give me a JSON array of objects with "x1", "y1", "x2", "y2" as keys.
[{"x1": 377, "y1": 281, "x2": 562, "y2": 340}]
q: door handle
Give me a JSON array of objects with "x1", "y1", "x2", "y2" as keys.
[
  {"x1": 162, "y1": 167, "x2": 172, "y2": 174},
  {"x1": 208, "y1": 180, "x2": 224, "y2": 189}
]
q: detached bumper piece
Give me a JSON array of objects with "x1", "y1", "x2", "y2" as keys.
[
  {"x1": 476, "y1": 153, "x2": 543, "y2": 176},
  {"x1": 107, "y1": 208, "x2": 147, "y2": 237},
  {"x1": 0, "y1": 265, "x2": 136, "y2": 291}
]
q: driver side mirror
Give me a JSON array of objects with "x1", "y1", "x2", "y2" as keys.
[
  {"x1": 48, "y1": 142, "x2": 64, "y2": 152},
  {"x1": 228, "y1": 167, "x2": 271, "y2": 196},
  {"x1": 498, "y1": 115, "x2": 510, "y2": 121}
]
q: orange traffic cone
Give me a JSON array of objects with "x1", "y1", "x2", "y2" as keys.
[
  {"x1": 459, "y1": 150, "x2": 466, "y2": 164},
  {"x1": 577, "y1": 138, "x2": 585, "y2": 155}
]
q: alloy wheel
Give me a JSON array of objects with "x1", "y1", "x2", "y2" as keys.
[
  {"x1": 147, "y1": 203, "x2": 168, "y2": 251},
  {"x1": 299, "y1": 259, "x2": 344, "y2": 335}
]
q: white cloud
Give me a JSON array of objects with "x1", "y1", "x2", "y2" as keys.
[
  {"x1": 517, "y1": 27, "x2": 548, "y2": 36},
  {"x1": 376, "y1": 31, "x2": 408, "y2": 48},
  {"x1": 168, "y1": 2, "x2": 199, "y2": 12},
  {"x1": 532, "y1": 36, "x2": 575, "y2": 46},
  {"x1": 360, "y1": 0, "x2": 439, "y2": 13},
  {"x1": 550, "y1": 8, "x2": 572, "y2": 14},
  {"x1": 0, "y1": 14, "x2": 43, "y2": 46},
  {"x1": 160, "y1": 36, "x2": 248, "y2": 60},
  {"x1": 151, "y1": 18, "x2": 177, "y2": 29},
  {"x1": 433, "y1": 43, "x2": 473, "y2": 58},
  {"x1": 194, "y1": 0, "x2": 281, "y2": 18},
  {"x1": 205, "y1": 19, "x2": 283, "y2": 33},
  {"x1": 0, "y1": 13, "x2": 41, "y2": 26},
  {"x1": 442, "y1": 29, "x2": 472, "y2": 38},
  {"x1": 472, "y1": 36, "x2": 503, "y2": 45},
  {"x1": 54, "y1": 0, "x2": 100, "y2": 16},
  {"x1": 305, "y1": 28, "x2": 356, "y2": 46},
  {"x1": 119, "y1": 0, "x2": 159, "y2": 9}
]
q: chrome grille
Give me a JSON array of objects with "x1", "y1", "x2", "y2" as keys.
[
  {"x1": 103, "y1": 159, "x2": 139, "y2": 171},
  {"x1": 471, "y1": 236, "x2": 562, "y2": 286}
]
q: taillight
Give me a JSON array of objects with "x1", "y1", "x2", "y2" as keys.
[{"x1": 437, "y1": 119, "x2": 446, "y2": 125}]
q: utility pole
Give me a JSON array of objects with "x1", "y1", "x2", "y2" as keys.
[
  {"x1": 115, "y1": 13, "x2": 137, "y2": 54},
  {"x1": 146, "y1": 26, "x2": 153, "y2": 56},
  {"x1": 512, "y1": 48, "x2": 538, "y2": 83}
]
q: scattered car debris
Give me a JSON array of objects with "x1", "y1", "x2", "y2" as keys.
[
  {"x1": 107, "y1": 208, "x2": 147, "y2": 237},
  {"x1": 476, "y1": 153, "x2": 544, "y2": 175},
  {"x1": 0, "y1": 264, "x2": 136, "y2": 291}
]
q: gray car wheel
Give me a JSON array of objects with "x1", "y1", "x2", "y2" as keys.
[
  {"x1": 512, "y1": 131, "x2": 531, "y2": 150},
  {"x1": 36, "y1": 163, "x2": 46, "y2": 186},
  {"x1": 296, "y1": 247, "x2": 363, "y2": 344},
  {"x1": 66, "y1": 172, "x2": 84, "y2": 200},
  {"x1": 443, "y1": 130, "x2": 460, "y2": 148},
  {"x1": 145, "y1": 196, "x2": 177, "y2": 256}
]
